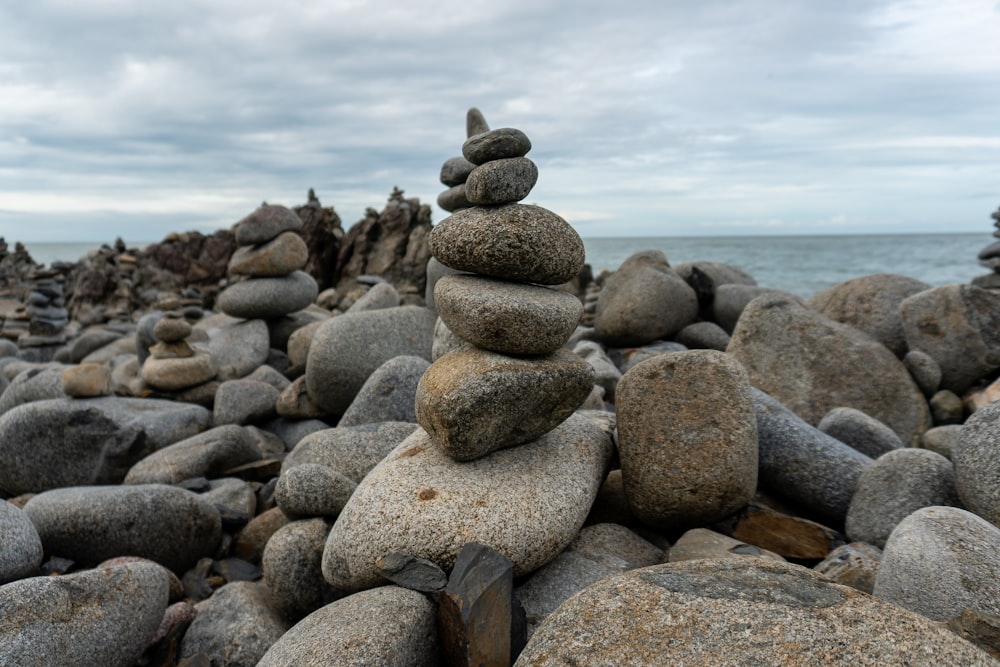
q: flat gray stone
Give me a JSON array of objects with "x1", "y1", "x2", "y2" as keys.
[
  {"x1": 338, "y1": 355, "x2": 430, "y2": 427},
  {"x1": 0, "y1": 367, "x2": 65, "y2": 416},
  {"x1": 282, "y1": 421, "x2": 420, "y2": 483},
  {"x1": 213, "y1": 379, "x2": 280, "y2": 426},
  {"x1": 437, "y1": 183, "x2": 471, "y2": 212},
  {"x1": 462, "y1": 127, "x2": 531, "y2": 164},
  {"x1": 729, "y1": 293, "x2": 931, "y2": 446},
  {"x1": 262, "y1": 517, "x2": 337, "y2": 621},
  {"x1": 321, "y1": 414, "x2": 614, "y2": 593},
  {"x1": 593, "y1": 251, "x2": 699, "y2": 347},
  {"x1": 818, "y1": 407, "x2": 904, "y2": 458},
  {"x1": 922, "y1": 424, "x2": 962, "y2": 459},
  {"x1": 124, "y1": 424, "x2": 261, "y2": 485},
  {"x1": 0, "y1": 500, "x2": 43, "y2": 583},
  {"x1": 515, "y1": 558, "x2": 996, "y2": 665},
  {"x1": 465, "y1": 156, "x2": 538, "y2": 205},
  {"x1": 305, "y1": 306, "x2": 436, "y2": 416},
  {"x1": 415, "y1": 346, "x2": 595, "y2": 461},
  {"x1": 874, "y1": 506, "x2": 1000, "y2": 622},
  {"x1": 234, "y1": 203, "x2": 304, "y2": 246},
  {"x1": 954, "y1": 400, "x2": 1000, "y2": 526},
  {"x1": 674, "y1": 321, "x2": 731, "y2": 351},
  {"x1": 429, "y1": 204, "x2": 585, "y2": 285},
  {"x1": 753, "y1": 389, "x2": 872, "y2": 524},
  {"x1": 257, "y1": 586, "x2": 439, "y2": 666},
  {"x1": 216, "y1": 271, "x2": 318, "y2": 320},
  {"x1": 274, "y1": 463, "x2": 357, "y2": 518},
  {"x1": 440, "y1": 155, "x2": 475, "y2": 186},
  {"x1": 434, "y1": 274, "x2": 582, "y2": 354},
  {"x1": 201, "y1": 316, "x2": 271, "y2": 381},
  {"x1": 616, "y1": 350, "x2": 758, "y2": 531},
  {"x1": 0, "y1": 397, "x2": 211, "y2": 494},
  {"x1": 179, "y1": 580, "x2": 290, "y2": 666},
  {"x1": 23, "y1": 484, "x2": 221, "y2": 573},
  {"x1": 846, "y1": 449, "x2": 960, "y2": 548},
  {"x1": 140, "y1": 351, "x2": 216, "y2": 391},
  {"x1": 346, "y1": 281, "x2": 400, "y2": 313},
  {"x1": 0, "y1": 561, "x2": 169, "y2": 667},
  {"x1": 712, "y1": 284, "x2": 794, "y2": 333}
]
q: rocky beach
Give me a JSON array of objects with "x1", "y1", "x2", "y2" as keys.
[{"x1": 1, "y1": 111, "x2": 1000, "y2": 666}]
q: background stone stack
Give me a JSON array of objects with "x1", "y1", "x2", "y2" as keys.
[
  {"x1": 18, "y1": 269, "x2": 70, "y2": 362},
  {"x1": 435, "y1": 108, "x2": 490, "y2": 214},
  {"x1": 416, "y1": 111, "x2": 595, "y2": 461},
  {"x1": 140, "y1": 299, "x2": 216, "y2": 393},
  {"x1": 216, "y1": 204, "x2": 318, "y2": 320},
  {"x1": 973, "y1": 205, "x2": 1000, "y2": 289}
]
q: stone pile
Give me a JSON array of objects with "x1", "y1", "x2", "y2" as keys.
[
  {"x1": 973, "y1": 204, "x2": 1000, "y2": 289},
  {"x1": 140, "y1": 299, "x2": 216, "y2": 393},
  {"x1": 435, "y1": 108, "x2": 490, "y2": 214},
  {"x1": 216, "y1": 203, "x2": 318, "y2": 321},
  {"x1": 15, "y1": 269, "x2": 72, "y2": 363}
]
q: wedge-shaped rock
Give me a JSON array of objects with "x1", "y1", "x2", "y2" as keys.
[
  {"x1": 415, "y1": 346, "x2": 595, "y2": 461},
  {"x1": 321, "y1": 414, "x2": 614, "y2": 593},
  {"x1": 435, "y1": 274, "x2": 582, "y2": 355}
]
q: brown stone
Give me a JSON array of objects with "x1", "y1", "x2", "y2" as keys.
[
  {"x1": 228, "y1": 231, "x2": 309, "y2": 277},
  {"x1": 61, "y1": 363, "x2": 112, "y2": 398},
  {"x1": 716, "y1": 502, "x2": 846, "y2": 560}
]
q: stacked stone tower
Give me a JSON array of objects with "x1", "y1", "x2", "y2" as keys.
[
  {"x1": 216, "y1": 204, "x2": 318, "y2": 320},
  {"x1": 18, "y1": 271, "x2": 69, "y2": 362},
  {"x1": 973, "y1": 205, "x2": 1000, "y2": 289},
  {"x1": 140, "y1": 298, "x2": 216, "y2": 392},
  {"x1": 435, "y1": 108, "x2": 491, "y2": 214},
  {"x1": 415, "y1": 110, "x2": 594, "y2": 461}
]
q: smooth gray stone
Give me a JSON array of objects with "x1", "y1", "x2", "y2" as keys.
[
  {"x1": 900, "y1": 284, "x2": 1000, "y2": 394},
  {"x1": 415, "y1": 346, "x2": 595, "y2": 461},
  {"x1": 0, "y1": 397, "x2": 211, "y2": 495},
  {"x1": 0, "y1": 561, "x2": 168, "y2": 667},
  {"x1": 424, "y1": 257, "x2": 463, "y2": 313},
  {"x1": 712, "y1": 284, "x2": 795, "y2": 333},
  {"x1": 921, "y1": 424, "x2": 962, "y2": 459},
  {"x1": 573, "y1": 340, "x2": 622, "y2": 400},
  {"x1": 930, "y1": 389, "x2": 964, "y2": 425},
  {"x1": 261, "y1": 417, "x2": 331, "y2": 450},
  {"x1": 213, "y1": 379, "x2": 280, "y2": 426},
  {"x1": 234, "y1": 203, "x2": 304, "y2": 246},
  {"x1": 0, "y1": 367, "x2": 65, "y2": 416},
  {"x1": 846, "y1": 449, "x2": 960, "y2": 548},
  {"x1": 346, "y1": 282, "x2": 400, "y2": 313},
  {"x1": 515, "y1": 558, "x2": 996, "y2": 665},
  {"x1": 593, "y1": 251, "x2": 699, "y2": 347},
  {"x1": 262, "y1": 518, "x2": 337, "y2": 621},
  {"x1": 954, "y1": 400, "x2": 1000, "y2": 526},
  {"x1": 376, "y1": 552, "x2": 448, "y2": 593},
  {"x1": 282, "y1": 421, "x2": 420, "y2": 483},
  {"x1": 257, "y1": 586, "x2": 439, "y2": 666},
  {"x1": 429, "y1": 204, "x2": 585, "y2": 286},
  {"x1": 201, "y1": 316, "x2": 270, "y2": 381},
  {"x1": 434, "y1": 274, "x2": 582, "y2": 355},
  {"x1": 440, "y1": 156, "x2": 476, "y2": 186},
  {"x1": 462, "y1": 127, "x2": 531, "y2": 164},
  {"x1": 274, "y1": 463, "x2": 357, "y2": 518},
  {"x1": 201, "y1": 477, "x2": 257, "y2": 520},
  {"x1": 135, "y1": 311, "x2": 163, "y2": 365},
  {"x1": 179, "y1": 580, "x2": 291, "y2": 666},
  {"x1": 437, "y1": 184, "x2": 471, "y2": 213},
  {"x1": 216, "y1": 271, "x2": 318, "y2": 320},
  {"x1": 904, "y1": 349, "x2": 942, "y2": 397},
  {"x1": 806, "y1": 274, "x2": 931, "y2": 357},
  {"x1": 23, "y1": 484, "x2": 221, "y2": 573},
  {"x1": 67, "y1": 328, "x2": 123, "y2": 363},
  {"x1": 674, "y1": 321, "x2": 731, "y2": 351},
  {"x1": 465, "y1": 157, "x2": 538, "y2": 205},
  {"x1": 125, "y1": 424, "x2": 261, "y2": 485},
  {"x1": 431, "y1": 317, "x2": 465, "y2": 361},
  {"x1": 305, "y1": 306, "x2": 436, "y2": 416},
  {"x1": 466, "y1": 107, "x2": 489, "y2": 137},
  {"x1": 874, "y1": 506, "x2": 1000, "y2": 622},
  {"x1": 818, "y1": 407, "x2": 904, "y2": 458},
  {"x1": 338, "y1": 355, "x2": 430, "y2": 427},
  {"x1": 246, "y1": 364, "x2": 292, "y2": 392},
  {"x1": 753, "y1": 389, "x2": 872, "y2": 524},
  {"x1": 0, "y1": 500, "x2": 43, "y2": 583}
]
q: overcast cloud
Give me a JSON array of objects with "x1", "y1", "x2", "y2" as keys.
[{"x1": 2, "y1": 0, "x2": 999, "y2": 242}]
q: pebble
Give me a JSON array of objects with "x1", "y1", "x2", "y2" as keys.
[
  {"x1": 262, "y1": 517, "x2": 337, "y2": 621},
  {"x1": 674, "y1": 320, "x2": 731, "y2": 351},
  {"x1": 429, "y1": 204, "x2": 585, "y2": 285},
  {"x1": 464, "y1": 156, "x2": 539, "y2": 205},
  {"x1": 904, "y1": 348, "x2": 942, "y2": 397},
  {"x1": 321, "y1": 414, "x2": 613, "y2": 594},
  {"x1": 415, "y1": 346, "x2": 595, "y2": 461},
  {"x1": 257, "y1": 585, "x2": 439, "y2": 666},
  {"x1": 346, "y1": 281, "x2": 400, "y2": 312},
  {"x1": 141, "y1": 350, "x2": 217, "y2": 391},
  {"x1": 616, "y1": 349, "x2": 758, "y2": 531},
  {"x1": 463, "y1": 127, "x2": 532, "y2": 164},
  {"x1": 845, "y1": 448, "x2": 960, "y2": 548},
  {"x1": 0, "y1": 560, "x2": 169, "y2": 667},
  {"x1": 274, "y1": 463, "x2": 357, "y2": 518},
  {"x1": 60, "y1": 362, "x2": 112, "y2": 397},
  {"x1": 921, "y1": 423, "x2": 962, "y2": 459},
  {"x1": 212, "y1": 379, "x2": 280, "y2": 426},
  {"x1": 201, "y1": 316, "x2": 271, "y2": 380},
  {"x1": 440, "y1": 156, "x2": 476, "y2": 186},
  {"x1": 817, "y1": 406, "x2": 904, "y2": 458},
  {"x1": 667, "y1": 528, "x2": 785, "y2": 563},
  {"x1": 23, "y1": 483, "x2": 221, "y2": 573}
]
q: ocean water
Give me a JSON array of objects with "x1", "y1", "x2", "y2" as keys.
[{"x1": 19, "y1": 233, "x2": 990, "y2": 300}]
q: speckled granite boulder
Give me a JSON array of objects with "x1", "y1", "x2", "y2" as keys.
[
  {"x1": 256, "y1": 586, "x2": 439, "y2": 666},
  {"x1": 321, "y1": 414, "x2": 613, "y2": 593},
  {"x1": 282, "y1": 421, "x2": 420, "y2": 483},
  {"x1": 262, "y1": 517, "x2": 338, "y2": 621},
  {"x1": 954, "y1": 400, "x2": 1000, "y2": 526},
  {"x1": 515, "y1": 558, "x2": 995, "y2": 665},
  {"x1": 0, "y1": 500, "x2": 43, "y2": 583},
  {"x1": 274, "y1": 463, "x2": 357, "y2": 518},
  {"x1": 0, "y1": 561, "x2": 169, "y2": 667},
  {"x1": 874, "y1": 506, "x2": 1000, "y2": 622}
]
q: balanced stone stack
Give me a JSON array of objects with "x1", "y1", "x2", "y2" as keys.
[
  {"x1": 435, "y1": 108, "x2": 490, "y2": 214},
  {"x1": 973, "y1": 205, "x2": 1000, "y2": 289},
  {"x1": 216, "y1": 204, "x2": 318, "y2": 320},
  {"x1": 141, "y1": 302, "x2": 216, "y2": 393},
  {"x1": 18, "y1": 271, "x2": 70, "y2": 362},
  {"x1": 417, "y1": 111, "x2": 595, "y2": 461}
]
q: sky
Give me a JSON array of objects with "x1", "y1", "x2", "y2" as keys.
[{"x1": 1, "y1": 0, "x2": 999, "y2": 243}]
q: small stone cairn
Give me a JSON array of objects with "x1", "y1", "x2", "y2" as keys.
[
  {"x1": 416, "y1": 109, "x2": 594, "y2": 461},
  {"x1": 18, "y1": 269, "x2": 71, "y2": 362},
  {"x1": 140, "y1": 298, "x2": 216, "y2": 393},
  {"x1": 216, "y1": 204, "x2": 318, "y2": 320},
  {"x1": 973, "y1": 205, "x2": 1000, "y2": 289},
  {"x1": 435, "y1": 108, "x2": 491, "y2": 213}
]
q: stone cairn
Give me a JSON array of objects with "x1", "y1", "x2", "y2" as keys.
[
  {"x1": 140, "y1": 298, "x2": 216, "y2": 394},
  {"x1": 18, "y1": 268, "x2": 71, "y2": 363},
  {"x1": 973, "y1": 204, "x2": 1000, "y2": 289},
  {"x1": 435, "y1": 108, "x2": 490, "y2": 214},
  {"x1": 216, "y1": 203, "x2": 319, "y2": 320},
  {"x1": 416, "y1": 110, "x2": 595, "y2": 462}
]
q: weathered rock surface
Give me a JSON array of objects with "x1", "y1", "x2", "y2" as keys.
[
  {"x1": 262, "y1": 517, "x2": 337, "y2": 621},
  {"x1": 124, "y1": 424, "x2": 260, "y2": 485},
  {"x1": 321, "y1": 414, "x2": 613, "y2": 593},
  {"x1": 216, "y1": 270, "x2": 318, "y2": 320},
  {"x1": 337, "y1": 355, "x2": 429, "y2": 427},
  {"x1": 817, "y1": 407, "x2": 904, "y2": 458},
  {"x1": 0, "y1": 500, "x2": 43, "y2": 583},
  {"x1": 282, "y1": 421, "x2": 420, "y2": 483},
  {"x1": 954, "y1": 399, "x2": 1000, "y2": 526}
]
